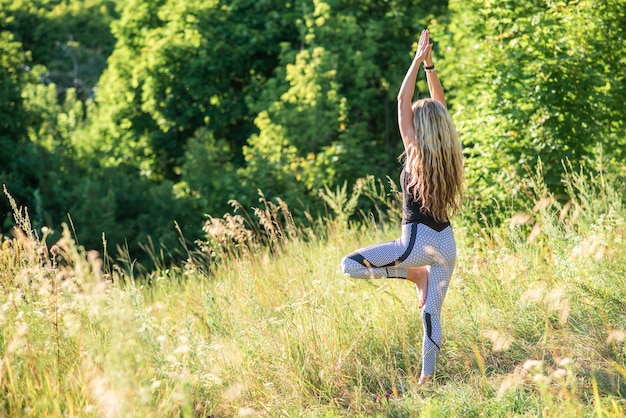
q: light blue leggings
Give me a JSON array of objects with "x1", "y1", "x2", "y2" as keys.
[{"x1": 341, "y1": 222, "x2": 456, "y2": 377}]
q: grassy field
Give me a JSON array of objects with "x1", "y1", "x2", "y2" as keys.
[{"x1": 1, "y1": 168, "x2": 625, "y2": 417}]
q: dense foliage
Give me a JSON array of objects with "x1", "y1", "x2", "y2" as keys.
[{"x1": 1, "y1": 0, "x2": 624, "y2": 267}]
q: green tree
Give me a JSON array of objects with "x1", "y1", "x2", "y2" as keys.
[
  {"x1": 0, "y1": 0, "x2": 118, "y2": 100},
  {"x1": 1, "y1": 0, "x2": 120, "y2": 233},
  {"x1": 56, "y1": 160, "x2": 198, "y2": 270},
  {"x1": 241, "y1": 45, "x2": 348, "y2": 202},
  {"x1": 85, "y1": 0, "x2": 301, "y2": 180},
  {"x1": 178, "y1": 127, "x2": 240, "y2": 217},
  {"x1": 0, "y1": 31, "x2": 39, "y2": 229},
  {"x1": 440, "y1": 0, "x2": 626, "y2": 206},
  {"x1": 63, "y1": 0, "x2": 306, "y2": 261},
  {"x1": 0, "y1": 31, "x2": 29, "y2": 141},
  {"x1": 241, "y1": 0, "x2": 447, "y2": 214}
]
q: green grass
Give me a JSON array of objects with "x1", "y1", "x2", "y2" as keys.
[{"x1": 1, "y1": 168, "x2": 625, "y2": 417}]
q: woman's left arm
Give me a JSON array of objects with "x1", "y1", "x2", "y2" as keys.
[{"x1": 397, "y1": 29, "x2": 431, "y2": 149}]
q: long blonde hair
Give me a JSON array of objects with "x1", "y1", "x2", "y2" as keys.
[{"x1": 403, "y1": 99, "x2": 464, "y2": 222}]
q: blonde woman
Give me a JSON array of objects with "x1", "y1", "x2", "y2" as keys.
[{"x1": 341, "y1": 29, "x2": 464, "y2": 385}]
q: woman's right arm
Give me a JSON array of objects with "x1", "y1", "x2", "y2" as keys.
[{"x1": 424, "y1": 47, "x2": 447, "y2": 109}]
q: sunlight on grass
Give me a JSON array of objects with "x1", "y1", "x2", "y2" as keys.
[{"x1": 1, "y1": 167, "x2": 625, "y2": 416}]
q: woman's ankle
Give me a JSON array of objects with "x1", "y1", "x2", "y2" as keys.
[{"x1": 418, "y1": 374, "x2": 433, "y2": 385}]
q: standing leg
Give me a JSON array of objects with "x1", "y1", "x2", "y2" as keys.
[{"x1": 419, "y1": 261, "x2": 454, "y2": 383}]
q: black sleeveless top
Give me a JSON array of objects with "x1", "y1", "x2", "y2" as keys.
[{"x1": 400, "y1": 168, "x2": 450, "y2": 231}]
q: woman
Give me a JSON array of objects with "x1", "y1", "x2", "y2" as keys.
[{"x1": 341, "y1": 29, "x2": 464, "y2": 385}]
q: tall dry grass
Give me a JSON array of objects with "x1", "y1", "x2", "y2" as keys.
[{"x1": 0, "y1": 165, "x2": 625, "y2": 417}]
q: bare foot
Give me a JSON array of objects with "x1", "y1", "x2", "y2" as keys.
[
  {"x1": 418, "y1": 374, "x2": 433, "y2": 386},
  {"x1": 407, "y1": 266, "x2": 428, "y2": 309}
]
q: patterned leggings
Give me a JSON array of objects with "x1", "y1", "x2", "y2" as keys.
[{"x1": 341, "y1": 222, "x2": 456, "y2": 377}]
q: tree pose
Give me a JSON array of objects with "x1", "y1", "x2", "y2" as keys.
[{"x1": 341, "y1": 29, "x2": 464, "y2": 385}]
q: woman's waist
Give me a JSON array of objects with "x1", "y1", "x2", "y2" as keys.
[{"x1": 402, "y1": 215, "x2": 450, "y2": 232}]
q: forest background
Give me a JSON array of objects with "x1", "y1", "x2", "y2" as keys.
[{"x1": 1, "y1": 0, "x2": 625, "y2": 269}]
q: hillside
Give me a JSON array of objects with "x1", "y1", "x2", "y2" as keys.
[{"x1": 1, "y1": 168, "x2": 625, "y2": 416}]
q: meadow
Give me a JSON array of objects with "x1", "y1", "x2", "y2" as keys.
[{"x1": 1, "y1": 165, "x2": 625, "y2": 417}]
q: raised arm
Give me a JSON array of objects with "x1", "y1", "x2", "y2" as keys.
[
  {"x1": 423, "y1": 46, "x2": 447, "y2": 109},
  {"x1": 397, "y1": 30, "x2": 431, "y2": 149}
]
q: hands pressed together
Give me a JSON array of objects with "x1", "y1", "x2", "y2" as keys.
[
  {"x1": 398, "y1": 28, "x2": 446, "y2": 113},
  {"x1": 415, "y1": 29, "x2": 434, "y2": 68}
]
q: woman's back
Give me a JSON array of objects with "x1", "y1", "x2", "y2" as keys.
[{"x1": 404, "y1": 99, "x2": 464, "y2": 223}]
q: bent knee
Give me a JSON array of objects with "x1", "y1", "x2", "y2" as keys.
[
  {"x1": 341, "y1": 256, "x2": 366, "y2": 277},
  {"x1": 341, "y1": 256, "x2": 354, "y2": 276}
]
